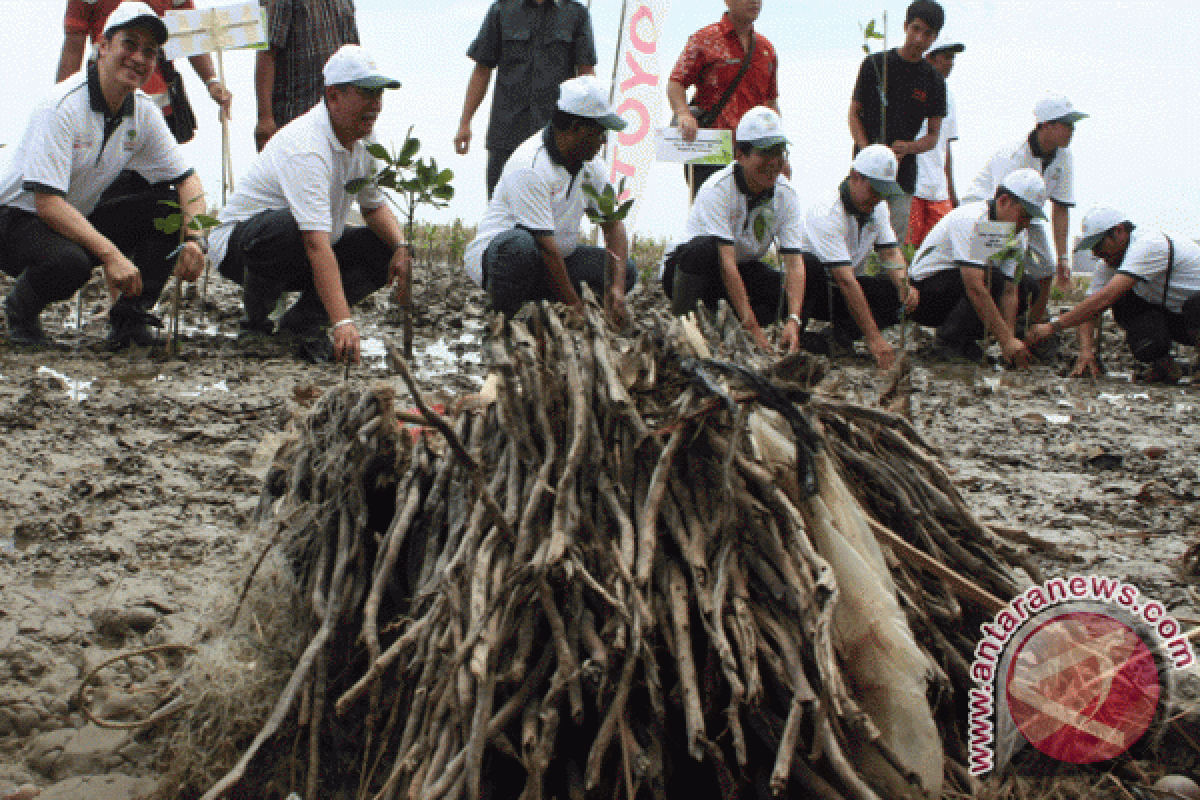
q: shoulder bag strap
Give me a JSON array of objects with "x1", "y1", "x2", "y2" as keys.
[{"x1": 703, "y1": 35, "x2": 756, "y2": 126}]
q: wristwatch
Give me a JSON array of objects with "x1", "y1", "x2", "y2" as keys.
[{"x1": 1048, "y1": 316, "x2": 1062, "y2": 333}]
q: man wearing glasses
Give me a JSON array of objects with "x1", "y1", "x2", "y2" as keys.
[
  {"x1": 797, "y1": 145, "x2": 917, "y2": 371},
  {"x1": 0, "y1": 2, "x2": 207, "y2": 350},
  {"x1": 660, "y1": 106, "x2": 805, "y2": 353},
  {"x1": 1026, "y1": 208, "x2": 1200, "y2": 383},
  {"x1": 961, "y1": 94, "x2": 1086, "y2": 326}
]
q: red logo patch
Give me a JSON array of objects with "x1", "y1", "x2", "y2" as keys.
[{"x1": 1006, "y1": 611, "x2": 1160, "y2": 765}]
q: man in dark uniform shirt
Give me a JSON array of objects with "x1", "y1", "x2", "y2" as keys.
[{"x1": 454, "y1": 0, "x2": 598, "y2": 198}]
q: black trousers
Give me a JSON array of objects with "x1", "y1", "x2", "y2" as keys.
[
  {"x1": 216, "y1": 208, "x2": 392, "y2": 327},
  {"x1": 1112, "y1": 290, "x2": 1200, "y2": 362},
  {"x1": 798, "y1": 253, "x2": 904, "y2": 338},
  {"x1": 661, "y1": 235, "x2": 785, "y2": 326},
  {"x1": 910, "y1": 266, "x2": 1034, "y2": 343},
  {"x1": 0, "y1": 173, "x2": 179, "y2": 310}
]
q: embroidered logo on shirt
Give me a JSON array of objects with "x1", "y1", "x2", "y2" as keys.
[
  {"x1": 913, "y1": 89, "x2": 928, "y2": 103},
  {"x1": 123, "y1": 129, "x2": 138, "y2": 151}
]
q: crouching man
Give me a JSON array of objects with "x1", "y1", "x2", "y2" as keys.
[
  {"x1": 463, "y1": 76, "x2": 635, "y2": 322},
  {"x1": 210, "y1": 45, "x2": 410, "y2": 364},
  {"x1": 0, "y1": 2, "x2": 206, "y2": 349},
  {"x1": 798, "y1": 145, "x2": 918, "y2": 370},
  {"x1": 660, "y1": 106, "x2": 805, "y2": 353},
  {"x1": 907, "y1": 168, "x2": 1047, "y2": 366},
  {"x1": 1026, "y1": 207, "x2": 1200, "y2": 382}
]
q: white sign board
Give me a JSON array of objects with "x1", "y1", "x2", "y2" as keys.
[
  {"x1": 970, "y1": 219, "x2": 1017, "y2": 264},
  {"x1": 655, "y1": 127, "x2": 733, "y2": 165},
  {"x1": 162, "y1": 2, "x2": 266, "y2": 60}
]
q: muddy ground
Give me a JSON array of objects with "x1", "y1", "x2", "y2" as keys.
[{"x1": 0, "y1": 263, "x2": 1198, "y2": 799}]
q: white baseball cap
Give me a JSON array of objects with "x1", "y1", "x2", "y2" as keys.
[
  {"x1": 323, "y1": 45, "x2": 401, "y2": 90},
  {"x1": 556, "y1": 76, "x2": 626, "y2": 130},
  {"x1": 999, "y1": 168, "x2": 1048, "y2": 220},
  {"x1": 1076, "y1": 207, "x2": 1131, "y2": 251},
  {"x1": 1034, "y1": 94, "x2": 1088, "y2": 125},
  {"x1": 852, "y1": 144, "x2": 904, "y2": 198},
  {"x1": 929, "y1": 34, "x2": 965, "y2": 55},
  {"x1": 736, "y1": 106, "x2": 789, "y2": 150},
  {"x1": 103, "y1": 1, "x2": 168, "y2": 45}
]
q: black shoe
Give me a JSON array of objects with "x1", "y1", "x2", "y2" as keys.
[
  {"x1": 295, "y1": 332, "x2": 334, "y2": 364},
  {"x1": 236, "y1": 316, "x2": 276, "y2": 343},
  {"x1": 4, "y1": 288, "x2": 50, "y2": 347},
  {"x1": 929, "y1": 336, "x2": 983, "y2": 364},
  {"x1": 106, "y1": 307, "x2": 162, "y2": 351}
]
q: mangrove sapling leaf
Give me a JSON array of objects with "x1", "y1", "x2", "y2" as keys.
[
  {"x1": 344, "y1": 125, "x2": 456, "y2": 358},
  {"x1": 155, "y1": 196, "x2": 219, "y2": 356},
  {"x1": 580, "y1": 178, "x2": 635, "y2": 325}
]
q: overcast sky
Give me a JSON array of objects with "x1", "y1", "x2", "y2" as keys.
[{"x1": 1, "y1": 0, "x2": 1198, "y2": 248}]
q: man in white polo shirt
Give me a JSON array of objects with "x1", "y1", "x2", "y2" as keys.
[
  {"x1": 798, "y1": 144, "x2": 918, "y2": 371},
  {"x1": 961, "y1": 93, "x2": 1086, "y2": 324},
  {"x1": 211, "y1": 45, "x2": 410, "y2": 365},
  {"x1": 463, "y1": 75, "x2": 634, "y2": 322},
  {"x1": 1026, "y1": 207, "x2": 1200, "y2": 382},
  {"x1": 0, "y1": 1, "x2": 206, "y2": 349},
  {"x1": 908, "y1": 168, "x2": 1047, "y2": 366},
  {"x1": 660, "y1": 106, "x2": 805, "y2": 353}
]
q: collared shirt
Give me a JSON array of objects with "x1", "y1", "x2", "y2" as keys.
[
  {"x1": 661, "y1": 162, "x2": 803, "y2": 277},
  {"x1": 669, "y1": 13, "x2": 778, "y2": 132},
  {"x1": 800, "y1": 180, "x2": 898, "y2": 275},
  {"x1": 208, "y1": 99, "x2": 385, "y2": 268},
  {"x1": 0, "y1": 63, "x2": 191, "y2": 216},
  {"x1": 913, "y1": 87, "x2": 958, "y2": 202},
  {"x1": 265, "y1": 0, "x2": 359, "y2": 127},
  {"x1": 63, "y1": 0, "x2": 194, "y2": 99},
  {"x1": 1087, "y1": 229, "x2": 1200, "y2": 314},
  {"x1": 908, "y1": 201, "x2": 1028, "y2": 282},
  {"x1": 463, "y1": 126, "x2": 606, "y2": 286},
  {"x1": 467, "y1": 0, "x2": 597, "y2": 152},
  {"x1": 962, "y1": 131, "x2": 1074, "y2": 207}
]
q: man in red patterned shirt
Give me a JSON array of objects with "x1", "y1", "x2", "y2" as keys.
[
  {"x1": 56, "y1": 0, "x2": 232, "y2": 136},
  {"x1": 667, "y1": 0, "x2": 782, "y2": 196}
]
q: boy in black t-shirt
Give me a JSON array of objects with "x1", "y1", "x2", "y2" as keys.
[{"x1": 848, "y1": 0, "x2": 947, "y2": 242}]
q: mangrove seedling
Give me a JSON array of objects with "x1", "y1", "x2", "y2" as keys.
[
  {"x1": 346, "y1": 126, "x2": 454, "y2": 359},
  {"x1": 155, "y1": 198, "x2": 219, "y2": 356}
]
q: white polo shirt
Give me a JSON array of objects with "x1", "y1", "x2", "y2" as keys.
[
  {"x1": 908, "y1": 201, "x2": 1028, "y2": 282},
  {"x1": 463, "y1": 128, "x2": 606, "y2": 286},
  {"x1": 0, "y1": 65, "x2": 190, "y2": 216},
  {"x1": 799, "y1": 183, "x2": 898, "y2": 276},
  {"x1": 209, "y1": 100, "x2": 387, "y2": 268},
  {"x1": 1088, "y1": 229, "x2": 1200, "y2": 314},
  {"x1": 660, "y1": 163, "x2": 804, "y2": 278},
  {"x1": 962, "y1": 132, "x2": 1073, "y2": 208},
  {"x1": 913, "y1": 88, "x2": 958, "y2": 203}
]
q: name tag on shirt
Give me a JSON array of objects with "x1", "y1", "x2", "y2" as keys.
[{"x1": 970, "y1": 219, "x2": 1016, "y2": 263}]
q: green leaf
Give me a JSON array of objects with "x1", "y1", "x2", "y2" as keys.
[
  {"x1": 158, "y1": 199, "x2": 181, "y2": 209},
  {"x1": 615, "y1": 198, "x2": 634, "y2": 219},
  {"x1": 400, "y1": 137, "x2": 420, "y2": 163},
  {"x1": 345, "y1": 177, "x2": 371, "y2": 193},
  {"x1": 155, "y1": 216, "x2": 181, "y2": 234},
  {"x1": 436, "y1": 168, "x2": 454, "y2": 185},
  {"x1": 189, "y1": 214, "x2": 220, "y2": 230},
  {"x1": 366, "y1": 142, "x2": 389, "y2": 161}
]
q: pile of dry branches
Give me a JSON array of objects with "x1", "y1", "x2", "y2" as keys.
[{"x1": 176, "y1": 298, "x2": 1031, "y2": 800}]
